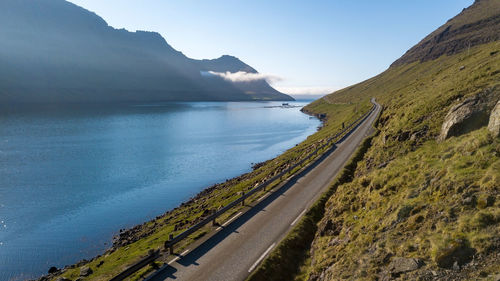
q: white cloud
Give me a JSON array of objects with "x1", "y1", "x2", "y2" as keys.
[
  {"x1": 273, "y1": 86, "x2": 337, "y2": 96},
  {"x1": 202, "y1": 71, "x2": 282, "y2": 83},
  {"x1": 201, "y1": 70, "x2": 337, "y2": 97}
]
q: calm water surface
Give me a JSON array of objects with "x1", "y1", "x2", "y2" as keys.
[{"x1": 0, "y1": 101, "x2": 319, "y2": 280}]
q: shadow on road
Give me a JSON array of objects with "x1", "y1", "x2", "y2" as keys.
[{"x1": 148, "y1": 143, "x2": 339, "y2": 280}]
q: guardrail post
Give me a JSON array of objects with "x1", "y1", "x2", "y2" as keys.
[
  {"x1": 168, "y1": 234, "x2": 174, "y2": 255},
  {"x1": 241, "y1": 191, "x2": 245, "y2": 206}
]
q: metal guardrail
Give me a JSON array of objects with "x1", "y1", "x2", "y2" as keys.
[
  {"x1": 164, "y1": 102, "x2": 376, "y2": 252},
  {"x1": 111, "y1": 101, "x2": 377, "y2": 280},
  {"x1": 109, "y1": 250, "x2": 160, "y2": 281}
]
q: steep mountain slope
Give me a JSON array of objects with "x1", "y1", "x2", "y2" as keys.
[
  {"x1": 0, "y1": 0, "x2": 292, "y2": 103},
  {"x1": 300, "y1": 1, "x2": 500, "y2": 280},
  {"x1": 247, "y1": 1, "x2": 500, "y2": 280},
  {"x1": 391, "y1": 0, "x2": 500, "y2": 66}
]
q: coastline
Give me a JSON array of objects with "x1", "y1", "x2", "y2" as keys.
[
  {"x1": 37, "y1": 103, "x2": 323, "y2": 280},
  {"x1": 42, "y1": 99, "x2": 372, "y2": 281}
]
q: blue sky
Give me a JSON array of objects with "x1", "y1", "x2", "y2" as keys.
[{"x1": 70, "y1": 0, "x2": 473, "y2": 96}]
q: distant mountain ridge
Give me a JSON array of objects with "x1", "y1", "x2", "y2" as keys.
[{"x1": 0, "y1": 0, "x2": 293, "y2": 103}]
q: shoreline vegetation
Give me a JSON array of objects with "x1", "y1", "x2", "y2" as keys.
[{"x1": 44, "y1": 99, "x2": 372, "y2": 281}]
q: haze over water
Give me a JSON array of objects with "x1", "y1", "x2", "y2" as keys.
[{"x1": 0, "y1": 101, "x2": 319, "y2": 280}]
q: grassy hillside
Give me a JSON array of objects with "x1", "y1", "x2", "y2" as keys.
[
  {"x1": 249, "y1": 0, "x2": 500, "y2": 280},
  {"x1": 304, "y1": 41, "x2": 499, "y2": 280},
  {"x1": 279, "y1": 25, "x2": 500, "y2": 281}
]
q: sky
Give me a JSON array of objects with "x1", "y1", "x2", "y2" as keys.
[{"x1": 69, "y1": 0, "x2": 473, "y2": 96}]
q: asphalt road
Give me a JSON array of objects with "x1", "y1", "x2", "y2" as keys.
[{"x1": 148, "y1": 100, "x2": 381, "y2": 281}]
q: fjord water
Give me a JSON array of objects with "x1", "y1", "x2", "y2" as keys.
[{"x1": 0, "y1": 101, "x2": 319, "y2": 280}]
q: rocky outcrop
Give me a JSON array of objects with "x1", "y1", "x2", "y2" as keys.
[
  {"x1": 438, "y1": 93, "x2": 490, "y2": 141},
  {"x1": 386, "y1": 257, "x2": 424, "y2": 278},
  {"x1": 488, "y1": 100, "x2": 500, "y2": 137}
]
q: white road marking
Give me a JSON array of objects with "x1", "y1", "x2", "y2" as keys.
[
  {"x1": 291, "y1": 209, "x2": 307, "y2": 226},
  {"x1": 216, "y1": 212, "x2": 243, "y2": 231},
  {"x1": 167, "y1": 256, "x2": 179, "y2": 265},
  {"x1": 248, "y1": 243, "x2": 276, "y2": 273},
  {"x1": 167, "y1": 249, "x2": 190, "y2": 265}
]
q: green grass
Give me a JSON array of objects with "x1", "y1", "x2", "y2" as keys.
[
  {"x1": 52, "y1": 93, "x2": 372, "y2": 281},
  {"x1": 298, "y1": 41, "x2": 500, "y2": 280},
  {"x1": 247, "y1": 132, "x2": 378, "y2": 281}
]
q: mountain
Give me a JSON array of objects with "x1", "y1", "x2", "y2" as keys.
[
  {"x1": 248, "y1": 1, "x2": 500, "y2": 280},
  {"x1": 33, "y1": 1, "x2": 500, "y2": 280},
  {"x1": 391, "y1": 0, "x2": 500, "y2": 66},
  {"x1": 299, "y1": 1, "x2": 500, "y2": 280},
  {"x1": 0, "y1": 0, "x2": 293, "y2": 103}
]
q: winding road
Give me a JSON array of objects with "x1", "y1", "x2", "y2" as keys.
[{"x1": 147, "y1": 99, "x2": 381, "y2": 281}]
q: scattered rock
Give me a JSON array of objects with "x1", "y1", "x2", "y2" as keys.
[
  {"x1": 377, "y1": 162, "x2": 389, "y2": 169},
  {"x1": 381, "y1": 133, "x2": 388, "y2": 145},
  {"x1": 438, "y1": 93, "x2": 490, "y2": 141},
  {"x1": 410, "y1": 125, "x2": 429, "y2": 141},
  {"x1": 80, "y1": 266, "x2": 93, "y2": 277},
  {"x1": 75, "y1": 259, "x2": 88, "y2": 267},
  {"x1": 388, "y1": 257, "x2": 424, "y2": 276},
  {"x1": 319, "y1": 219, "x2": 343, "y2": 236},
  {"x1": 488, "y1": 100, "x2": 500, "y2": 137},
  {"x1": 462, "y1": 196, "x2": 476, "y2": 206},
  {"x1": 55, "y1": 277, "x2": 71, "y2": 281},
  {"x1": 459, "y1": 65, "x2": 465, "y2": 70},
  {"x1": 396, "y1": 131, "x2": 411, "y2": 142}
]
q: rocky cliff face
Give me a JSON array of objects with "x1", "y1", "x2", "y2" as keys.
[{"x1": 391, "y1": 0, "x2": 500, "y2": 67}]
